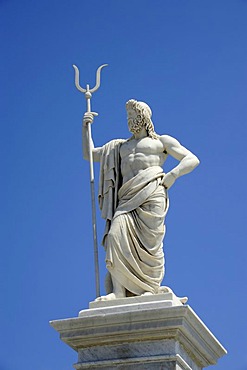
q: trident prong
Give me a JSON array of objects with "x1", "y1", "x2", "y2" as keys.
[{"x1": 73, "y1": 64, "x2": 108, "y2": 94}]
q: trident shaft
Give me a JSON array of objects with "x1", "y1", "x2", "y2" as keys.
[{"x1": 73, "y1": 64, "x2": 108, "y2": 298}]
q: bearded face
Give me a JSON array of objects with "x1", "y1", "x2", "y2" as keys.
[
  {"x1": 127, "y1": 108, "x2": 145, "y2": 134},
  {"x1": 126, "y1": 99, "x2": 157, "y2": 139}
]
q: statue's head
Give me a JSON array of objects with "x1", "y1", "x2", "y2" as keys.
[{"x1": 126, "y1": 99, "x2": 158, "y2": 139}]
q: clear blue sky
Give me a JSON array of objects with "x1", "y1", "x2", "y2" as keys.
[{"x1": 1, "y1": 1, "x2": 247, "y2": 369}]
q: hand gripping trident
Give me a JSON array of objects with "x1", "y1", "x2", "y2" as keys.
[{"x1": 73, "y1": 63, "x2": 108, "y2": 298}]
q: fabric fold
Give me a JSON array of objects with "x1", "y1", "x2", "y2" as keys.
[{"x1": 98, "y1": 140, "x2": 169, "y2": 295}]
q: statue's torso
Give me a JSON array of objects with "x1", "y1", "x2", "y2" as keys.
[{"x1": 120, "y1": 137, "x2": 168, "y2": 184}]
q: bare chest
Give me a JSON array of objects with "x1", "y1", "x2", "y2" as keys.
[
  {"x1": 120, "y1": 137, "x2": 167, "y2": 181},
  {"x1": 120, "y1": 137, "x2": 165, "y2": 157}
]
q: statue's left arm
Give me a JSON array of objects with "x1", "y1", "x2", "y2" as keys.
[{"x1": 160, "y1": 135, "x2": 200, "y2": 189}]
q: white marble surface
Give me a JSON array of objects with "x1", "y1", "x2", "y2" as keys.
[
  {"x1": 83, "y1": 99, "x2": 200, "y2": 302},
  {"x1": 50, "y1": 302, "x2": 227, "y2": 369},
  {"x1": 88, "y1": 291, "x2": 184, "y2": 310}
]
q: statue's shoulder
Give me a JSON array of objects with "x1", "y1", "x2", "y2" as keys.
[
  {"x1": 159, "y1": 134, "x2": 180, "y2": 147},
  {"x1": 102, "y1": 138, "x2": 126, "y2": 154},
  {"x1": 108, "y1": 138, "x2": 126, "y2": 145},
  {"x1": 104, "y1": 138, "x2": 126, "y2": 147}
]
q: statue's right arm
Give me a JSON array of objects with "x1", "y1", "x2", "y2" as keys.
[{"x1": 82, "y1": 112, "x2": 103, "y2": 162}]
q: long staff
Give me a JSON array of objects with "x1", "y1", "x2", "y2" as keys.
[{"x1": 73, "y1": 64, "x2": 108, "y2": 298}]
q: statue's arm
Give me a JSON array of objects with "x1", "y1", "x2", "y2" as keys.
[
  {"x1": 82, "y1": 112, "x2": 103, "y2": 162},
  {"x1": 160, "y1": 135, "x2": 200, "y2": 189}
]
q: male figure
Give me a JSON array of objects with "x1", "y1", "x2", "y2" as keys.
[{"x1": 83, "y1": 99, "x2": 199, "y2": 301}]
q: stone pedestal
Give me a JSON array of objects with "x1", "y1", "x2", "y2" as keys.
[{"x1": 50, "y1": 293, "x2": 226, "y2": 369}]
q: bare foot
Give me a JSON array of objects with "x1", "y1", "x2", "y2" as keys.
[
  {"x1": 95, "y1": 292, "x2": 125, "y2": 301},
  {"x1": 141, "y1": 291, "x2": 153, "y2": 296},
  {"x1": 95, "y1": 293, "x2": 117, "y2": 301},
  {"x1": 158, "y1": 286, "x2": 173, "y2": 294},
  {"x1": 179, "y1": 296, "x2": 188, "y2": 304}
]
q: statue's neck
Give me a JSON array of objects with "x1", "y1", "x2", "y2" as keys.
[{"x1": 132, "y1": 128, "x2": 148, "y2": 140}]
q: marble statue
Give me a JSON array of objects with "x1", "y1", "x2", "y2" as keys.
[{"x1": 83, "y1": 99, "x2": 200, "y2": 301}]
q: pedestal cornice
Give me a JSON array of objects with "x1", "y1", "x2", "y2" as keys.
[{"x1": 50, "y1": 300, "x2": 226, "y2": 369}]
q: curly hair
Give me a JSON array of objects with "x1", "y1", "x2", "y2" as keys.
[{"x1": 126, "y1": 99, "x2": 158, "y2": 139}]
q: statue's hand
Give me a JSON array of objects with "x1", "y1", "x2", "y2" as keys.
[
  {"x1": 83, "y1": 112, "x2": 98, "y2": 126},
  {"x1": 162, "y1": 172, "x2": 177, "y2": 189}
]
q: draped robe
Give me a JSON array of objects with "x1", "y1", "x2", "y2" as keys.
[{"x1": 98, "y1": 139, "x2": 169, "y2": 295}]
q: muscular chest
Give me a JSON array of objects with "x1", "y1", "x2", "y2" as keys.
[{"x1": 120, "y1": 137, "x2": 164, "y2": 157}]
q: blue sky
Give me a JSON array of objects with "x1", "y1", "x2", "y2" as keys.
[{"x1": 1, "y1": 1, "x2": 247, "y2": 369}]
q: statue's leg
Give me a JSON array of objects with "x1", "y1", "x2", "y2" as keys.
[
  {"x1": 95, "y1": 273, "x2": 126, "y2": 301},
  {"x1": 112, "y1": 275, "x2": 126, "y2": 297}
]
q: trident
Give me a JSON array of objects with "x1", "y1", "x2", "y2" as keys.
[{"x1": 73, "y1": 63, "x2": 108, "y2": 298}]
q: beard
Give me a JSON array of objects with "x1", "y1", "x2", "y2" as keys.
[{"x1": 128, "y1": 118, "x2": 144, "y2": 134}]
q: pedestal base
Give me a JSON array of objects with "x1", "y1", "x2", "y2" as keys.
[{"x1": 50, "y1": 294, "x2": 226, "y2": 369}]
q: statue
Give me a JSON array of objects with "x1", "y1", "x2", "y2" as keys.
[{"x1": 82, "y1": 99, "x2": 200, "y2": 301}]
